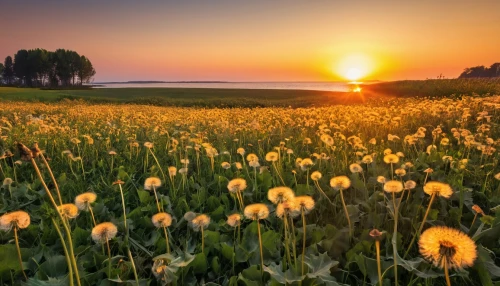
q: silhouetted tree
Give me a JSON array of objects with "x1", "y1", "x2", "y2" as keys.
[
  {"x1": 14, "y1": 49, "x2": 30, "y2": 85},
  {"x1": 459, "y1": 63, "x2": 500, "y2": 78},
  {"x1": 0, "y1": 63, "x2": 3, "y2": 83},
  {"x1": 3, "y1": 56, "x2": 15, "y2": 85},
  {"x1": 78, "y1": 56, "x2": 96, "y2": 84}
]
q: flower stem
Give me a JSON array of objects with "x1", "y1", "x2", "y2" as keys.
[
  {"x1": 375, "y1": 240, "x2": 382, "y2": 286},
  {"x1": 14, "y1": 226, "x2": 28, "y2": 280},
  {"x1": 88, "y1": 205, "x2": 97, "y2": 227},
  {"x1": 163, "y1": 226, "x2": 170, "y2": 254},
  {"x1": 52, "y1": 218, "x2": 74, "y2": 286},
  {"x1": 404, "y1": 193, "x2": 436, "y2": 259},
  {"x1": 391, "y1": 192, "x2": 399, "y2": 286},
  {"x1": 443, "y1": 259, "x2": 451, "y2": 286},
  {"x1": 201, "y1": 227, "x2": 205, "y2": 253},
  {"x1": 106, "y1": 236, "x2": 112, "y2": 278},
  {"x1": 257, "y1": 220, "x2": 264, "y2": 277},
  {"x1": 301, "y1": 208, "x2": 307, "y2": 276},
  {"x1": 339, "y1": 188, "x2": 352, "y2": 239}
]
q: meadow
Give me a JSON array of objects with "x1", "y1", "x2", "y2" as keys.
[{"x1": 0, "y1": 88, "x2": 500, "y2": 285}]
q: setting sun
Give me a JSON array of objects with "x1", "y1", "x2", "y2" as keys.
[
  {"x1": 335, "y1": 54, "x2": 374, "y2": 81},
  {"x1": 346, "y1": 68, "x2": 362, "y2": 81}
]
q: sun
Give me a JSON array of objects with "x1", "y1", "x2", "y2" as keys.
[
  {"x1": 346, "y1": 68, "x2": 362, "y2": 81},
  {"x1": 334, "y1": 53, "x2": 374, "y2": 82}
]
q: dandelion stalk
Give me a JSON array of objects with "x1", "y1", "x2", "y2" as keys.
[
  {"x1": 301, "y1": 208, "x2": 307, "y2": 275},
  {"x1": 404, "y1": 192, "x2": 436, "y2": 258},
  {"x1": 40, "y1": 153, "x2": 63, "y2": 205},
  {"x1": 201, "y1": 227, "x2": 205, "y2": 252},
  {"x1": 13, "y1": 226, "x2": 28, "y2": 280},
  {"x1": 314, "y1": 180, "x2": 334, "y2": 206},
  {"x1": 106, "y1": 234, "x2": 112, "y2": 278},
  {"x1": 272, "y1": 162, "x2": 286, "y2": 185},
  {"x1": 88, "y1": 204, "x2": 97, "y2": 227},
  {"x1": 443, "y1": 259, "x2": 451, "y2": 286},
  {"x1": 257, "y1": 219, "x2": 264, "y2": 277},
  {"x1": 163, "y1": 227, "x2": 170, "y2": 254},
  {"x1": 375, "y1": 240, "x2": 382, "y2": 286},
  {"x1": 339, "y1": 188, "x2": 352, "y2": 239},
  {"x1": 28, "y1": 157, "x2": 81, "y2": 286},
  {"x1": 152, "y1": 185, "x2": 162, "y2": 213},
  {"x1": 52, "y1": 217, "x2": 74, "y2": 286},
  {"x1": 391, "y1": 192, "x2": 399, "y2": 286}
]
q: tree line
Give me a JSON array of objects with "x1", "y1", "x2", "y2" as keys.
[
  {"x1": 0, "y1": 48, "x2": 95, "y2": 87},
  {"x1": 459, "y1": 63, "x2": 500, "y2": 78}
]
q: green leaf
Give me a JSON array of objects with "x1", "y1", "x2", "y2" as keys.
[
  {"x1": 303, "y1": 252, "x2": 339, "y2": 281},
  {"x1": 191, "y1": 253, "x2": 208, "y2": 274},
  {"x1": 137, "y1": 189, "x2": 152, "y2": 204},
  {"x1": 221, "y1": 242, "x2": 235, "y2": 261},
  {"x1": 0, "y1": 244, "x2": 31, "y2": 280},
  {"x1": 238, "y1": 265, "x2": 262, "y2": 285},
  {"x1": 473, "y1": 245, "x2": 500, "y2": 286},
  {"x1": 39, "y1": 255, "x2": 68, "y2": 279},
  {"x1": 263, "y1": 262, "x2": 304, "y2": 283}
]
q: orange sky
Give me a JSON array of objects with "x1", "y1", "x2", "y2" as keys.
[{"x1": 1, "y1": 0, "x2": 499, "y2": 82}]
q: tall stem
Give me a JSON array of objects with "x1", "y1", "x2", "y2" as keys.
[
  {"x1": 152, "y1": 186, "x2": 162, "y2": 213},
  {"x1": 163, "y1": 227, "x2": 170, "y2": 254},
  {"x1": 443, "y1": 259, "x2": 451, "y2": 286},
  {"x1": 375, "y1": 240, "x2": 382, "y2": 286},
  {"x1": 257, "y1": 220, "x2": 264, "y2": 277},
  {"x1": 52, "y1": 218, "x2": 74, "y2": 286},
  {"x1": 201, "y1": 227, "x2": 205, "y2": 253},
  {"x1": 392, "y1": 192, "x2": 399, "y2": 286},
  {"x1": 14, "y1": 226, "x2": 28, "y2": 280},
  {"x1": 339, "y1": 189, "x2": 352, "y2": 239},
  {"x1": 88, "y1": 205, "x2": 97, "y2": 226},
  {"x1": 119, "y1": 184, "x2": 139, "y2": 285},
  {"x1": 106, "y1": 236, "x2": 112, "y2": 278},
  {"x1": 404, "y1": 193, "x2": 436, "y2": 259},
  {"x1": 40, "y1": 154, "x2": 63, "y2": 205},
  {"x1": 301, "y1": 208, "x2": 307, "y2": 275}
]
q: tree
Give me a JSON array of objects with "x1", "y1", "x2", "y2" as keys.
[
  {"x1": 2, "y1": 56, "x2": 14, "y2": 85},
  {"x1": 77, "y1": 56, "x2": 96, "y2": 85},
  {"x1": 13, "y1": 49, "x2": 30, "y2": 85},
  {"x1": 459, "y1": 63, "x2": 500, "y2": 78},
  {"x1": 0, "y1": 63, "x2": 3, "y2": 83}
]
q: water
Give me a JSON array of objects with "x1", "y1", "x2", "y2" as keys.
[{"x1": 93, "y1": 81, "x2": 353, "y2": 92}]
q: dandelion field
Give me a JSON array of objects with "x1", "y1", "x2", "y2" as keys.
[{"x1": 0, "y1": 95, "x2": 500, "y2": 285}]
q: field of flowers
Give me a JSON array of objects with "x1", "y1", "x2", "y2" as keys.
[{"x1": 0, "y1": 96, "x2": 499, "y2": 286}]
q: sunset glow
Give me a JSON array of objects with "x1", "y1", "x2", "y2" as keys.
[{"x1": 0, "y1": 1, "x2": 499, "y2": 82}]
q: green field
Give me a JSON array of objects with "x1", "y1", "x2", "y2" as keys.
[{"x1": 1, "y1": 78, "x2": 499, "y2": 108}]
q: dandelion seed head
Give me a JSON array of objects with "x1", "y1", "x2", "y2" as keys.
[
  {"x1": 244, "y1": 203, "x2": 269, "y2": 220},
  {"x1": 152, "y1": 212, "x2": 172, "y2": 228},
  {"x1": 383, "y1": 180, "x2": 404, "y2": 193},
  {"x1": 330, "y1": 176, "x2": 351, "y2": 190},
  {"x1": 144, "y1": 177, "x2": 162, "y2": 190},
  {"x1": 91, "y1": 222, "x2": 118, "y2": 243},
  {"x1": 267, "y1": 187, "x2": 295, "y2": 204},
  {"x1": 423, "y1": 181, "x2": 453, "y2": 198},
  {"x1": 75, "y1": 192, "x2": 97, "y2": 211},
  {"x1": 227, "y1": 178, "x2": 247, "y2": 193},
  {"x1": 190, "y1": 214, "x2": 210, "y2": 231},
  {"x1": 0, "y1": 211, "x2": 30, "y2": 231}
]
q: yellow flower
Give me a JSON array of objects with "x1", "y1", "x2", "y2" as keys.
[
  {"x1": 383, "y1": 180, "x2": 404, "y2": 193},
  {"x1": 246, "y1": 153, "x2": 258, "y2": 162},
  {"x1": 152, "y1": 212, "x2": 172, "y2": 228},
  {"x1": 267, "y1": 187, "x2": 295, "y2": 204},
  {"x1": 0, "y1": 211, "x2": 30, "y2": 231},
  {"x1": 300, "y1": 158, "x2": 314, "y2": 170},
  {"x1": 74, "y1": 192, "x2": 97, "y2": 211},
  {"x1": 419, "y1": 226, "x2": 477, "y2": 270},
  {"x1": 423, "y1": 181, "x2": 453, "y2": 198},
  {"x1": 190, "y1": 214, "x2": 210, "y2": 231},
  {"x1": 244, "y1": 203, "x2": 269, "y2": 220},
  {"x1": 310, "y1": 171, "x2": 322, "y2": 181},
  {"x1": 377, "y1": 176, "x2": 386, "y2": 184},
  {"x1": 227, "y1": 178, "x2": 247, "y2": 193},
  {"x1": 383, "y1": 154, "x2": 399, "y2": 164},
  {"x1": 57, "y1": 204, "x2": 79, "y2": 219},
  {"x1": 226, "y1": 213, "x2": 242, "y2": 227},
  {"x1": 395, "y1": 168, "x2": 406, "y2": 176},
  {"x1": 349, "y1": 163, "x2": 363, "y2": 173},
  {"x1": 91, "y1": 222, "x2": 118, "y2": 243},
  {"x1": 168, "y1": 166, "x2": 177, "y2": 176},
  {"x1": 404, "y1": 180, "x2": 417, "y2": 190},
  {"x1": 221, "y1": 162, "x2": 231, "y2": 169},
  {"x1": 295, "y1": 196, "x2": 315, "y2": 214},
  {"x1": 144, "y1": 177, "x2": 162, "y2": 190},
  {"x1": 265, "y1": 151, "x2": 279, "y2": 162},
  {"x1": 472, "y1": 205, "x2": 484, "y2": 215},
  {"x1": 276, "y1": 201, "x2": 300, "y2": 218},
  {"x1": 362, "y1": 155, "x2": 373, "y2": 164},
  {"x1": 330, "y1": 176, "x2": 351, "y2": 190}
]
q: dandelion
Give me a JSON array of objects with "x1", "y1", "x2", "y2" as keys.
[
  {"x1": 190, "y1": 214, "x2": 210, "y2": 252},
  {"x1": 406, "y1": 181, "x2": 453, "y2": 259},
  {"x1": 221, "y1": 162, "x2": 231, "y2": 170},
  {"x1": 244, "y1": 203, "x2": 269, "y2": 275},
  {"x1": 470, "y1": 205, "x2": 484, "y2": 229},
  {"x1": 377, "y1": 176, "x2": 386, "y2": 184},
  {"x1": 267, "y1": 151, "x2": 285, "y2": 184},
  {"x1": 383, "y1": 180, "x2": 404, "y2": 193},
  {"x1": 267, "y1": 186, "x2": 295, "y2": 204},
  {"x1": 384, "y1": 154, "x2": 399, "y2": 179},
  {"x1": 349, "y1": 163, "x2": 363, "y2": 173},
  {"x1": 152, "y1": 259, "x2": 168, "y2": 282},
  {"x1": 330, "y1": 176, "x2": 352, "y2": 238},
  {"x1": 58, "y1": 204, "x2": 79, "y2": 220},
  {"x1": 92, "y1": 222, "x2": 118, "y2": 278},
  {"x1": 144, "y1": 177, "x2": 163, "y2": 213},
  {"x1": 227, "y1": 213, "x2": 241, "y2": 227},
  {"x1": 310, "y1": 171, "x2": 322, "y2": 181},
  {"x1": 0, "y1": 211, "x2": 30, "y2": 280},
  {"x1": 419, "y1": 226, "x2": 477, "y2": 286},
  {"x1": 227, "y1": 178, "x2": 247, "y2": 210},
  {"x1": 395, "y1": 168, "x2": 406, "y2": 177},
  {"x1": 75, "y1": 192, "x2": 98, "y2": 226},
  {"x1": 152, "y1": 212, "x2": 172, "y2": 254}
]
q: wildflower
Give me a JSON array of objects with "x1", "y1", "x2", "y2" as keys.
[
  {"x1": 265, "y1": 151, "x2": 279, "y2": 162},
  {"x1": 183, "y1": 211, "x2": 197, "y2": 222},
  {"x1": 190, "y1": 214, "x2": 210, "y2": 231},
  {"x1": 91, "y1": 222, "x2": 118, "y2": 243},
  {"x1": 472, "y1": 205, "x2": 484, "y2": 215},
  {"x1": 244, "y1": 203, "x2": 270, "y2": 220},
  {"x1": 75, "y1": 192, "x2": 97, "y2": 211},
  {"x1": 152, "y1": 259, "x2": 168, "y2": 280},
  {"x1": 383, "y1": 154, "x2": 399, "y2": 164},
  {"x1": 419, "y1": 226, "x2": 477, "y2": 270},
  {"x1": 226, "y1": 213, "x2": 241, "y2": 227},
  {"x1": 0, "y1": 211, "x2": 30, "y2": 231},
  {"x1": 423, "y1": 181, "x2": 453, "y2": 198},
  {"x1": 2, "y1": 178, "x2": 13, "y2": 187},
  {"x1": 404, "y1": 180, "x2": 417, "y2": 190},
  {"x1": 395, "y1": 168, "x2": 406, "y2": 176},
  {"x1": 362, "y1": 155, "x2": 373, "y2": 164},
  {"x1": 295, "y1": 196, "x2": 315, "y2": 214},
  {"x1": 246, "y1": 153, "x2": 258, "y2": 162},
  {"x1": 300, "y1": 158, "x2": 314, "y2": 170},
  {"x1": 168, "y1": 166, "x2": 177, "y2": 176},
  {"x1": 152, "y1": 212, "x2": 172, "y2": 228},
  {"x1": 227, "y1": 178, "x2": 247, "y2": 193},
  {"x1": 349, "y1": 163, "x2": 363, "y2": 173},
  {"x1": 221, "y1": 162, "x2": 231, "y2": 169},
  {"x1": 144, "y1": 142, "x2": 154, "y2": 149},
  {"x1": 383, "y1": 180, "x2": 404, "y2": 193},
  {"x1": 235, "y1": 162, "x2": 243, "y2": 170},
  {"x1": 330, "y1": 176, "x2": 351, "y2": 190},
  {"x1": 57, "y1": 204, "x2": 79, "y2": 219},
  {"x1": 267, "y1": 187, "x2": 295, "y2": 204},
  {"x1": 377, "y1": 176, "x2": 386, "y2": 184},
  {"x1": 310, "y1": 171, "x2": 322, "y2": 181},
  {"x1": 237, "y1": 148, "x2": 245, "y2": 156},
  {"x1": 144, "y1": 177, "x2": 162, "y2": 190},
  {"x1": 276, "y1": 201, "x2": 300, "y2": 218}
]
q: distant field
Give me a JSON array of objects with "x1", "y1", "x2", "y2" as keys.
[
  {"x1": 0, "y1": 87, "x2": 368, "y2": 107},
  {"x1": 1, "y1": 78, "x2": 499, "y2": 107}
]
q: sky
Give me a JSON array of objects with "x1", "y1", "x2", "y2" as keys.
[{"x1": 1, "y1": 0, "x2": 499, "y2": 82}]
